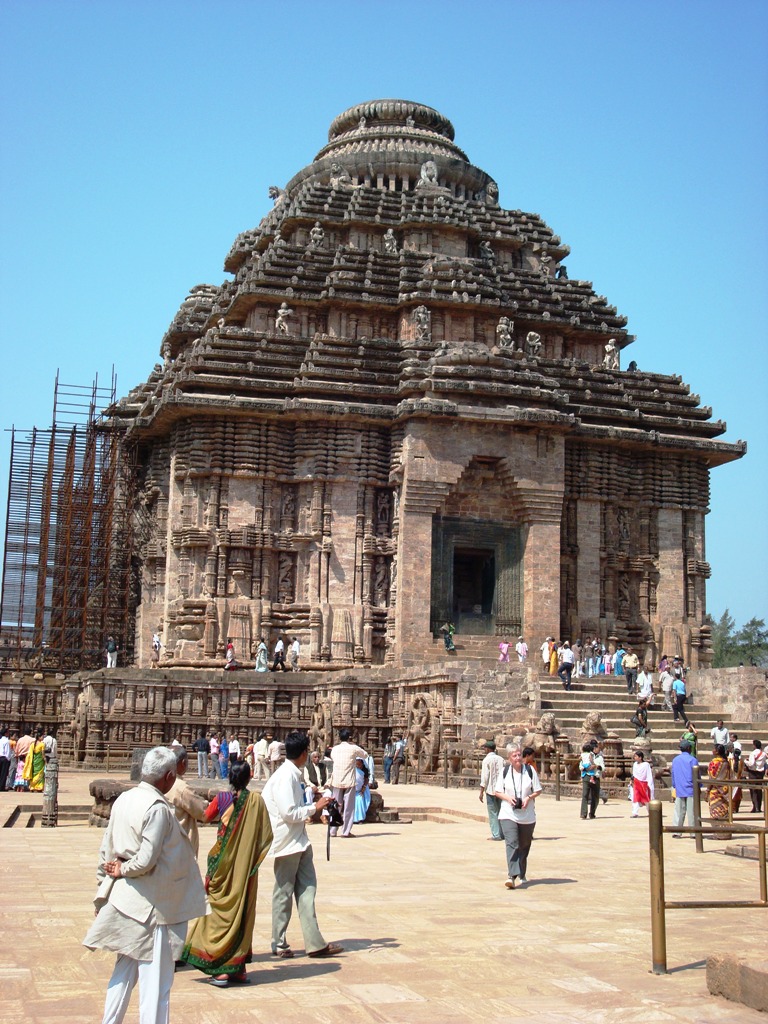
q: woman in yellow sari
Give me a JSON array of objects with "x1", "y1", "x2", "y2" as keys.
[
  {"x1": 707, "y1": 744, "x2": 732, "y2": 839},
  {"x1": 549, "y1": 641, "x2": 559, "y2": 675},
  {"x1": 23, "y1": 728, "x2": 46, "y2": 792},
  {"x1": 182, "y1": 761, "x2": 272, "y2": 986}
]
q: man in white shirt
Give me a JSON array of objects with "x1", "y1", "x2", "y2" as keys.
[
  {"x1": 290, "y1": 637, "x2": 301, "y2": 671},
  {"x1": 329, "y1": 728, "x2": 368, "y2": 838},
  {"x1": 710, "y1": 720, "x2": 730, "y2": 747},
  {"x1": 253, "y1": 733, "x2": 270, "y2": 781},
  {"x1": 478, "y1": 740, "x2": 505, "y2": 841},
  {"x1": 541, "y1": 637, "x2": 552, "y2": 670},
  {"x1": 557, "y1": 641, "x2": 575, "y2": 690},
  {"x1": 261, "y1": 731, "x2": 343, "y2": 959},
  {"x1": 228, "y1": 736, "x2": 242, "y2": 763},
  {"x1": 515, "y1": 636, "x2": 528, "y2": 663},
  {"x1": 267, "y1": 734, "x2": 285, "y2": 774},
  {"x1": 272, "y1": 636, "x2": 287, "y2": 672}
]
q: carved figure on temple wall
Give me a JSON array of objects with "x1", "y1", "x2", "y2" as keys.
[
  {"x1": 309, "y1": 222, "x2": 325, "y2": 247},
  {"x1": 525, "y1": 331, "x2": 542, "y2": 358},
  {"x1": 416, "y1": 159, "x2": 439, "y2": 188},
  {"x1": 383, "y1": 228, "x2": 398, "y2": 254},
  {"x1": 376, "y1": 490, "x2": 391, "y2": 533},
  {"x1": 617, "y1": 508, "x2": 630, "y2": 543},
  {"x1": 405, "y1": 115, "x2": 415, "y2": 127},
  {"x1": 330, "y1": 162, "x2": 353, "y2": 188},
  {"x1": 277, "y1": 553, "x2": 295, "y2": 603},
  {"x1": 72, "y1": 689, "x2": 89, "y2": 762},
  {"x1": 603, "y1": 338, "x2": 620, "y2": 370},
  {"x1": 618, "y1": 574, "x2": 631, "y2": 617},
  {"x1": 282, "y1": 488, "x2": 296, "y2": 521},
  {"x1": 479, "y1": 239, "x2": 494, "y2": 261},
  {"x1": 495, "y1": 316, "x2": 514, "y2": 348},
  {"x1": 275, "y1": 302, "x2": 294, "y2": 335},
  {"x1": 414, "y1": 305, "x2": 431, "y2": 342},
  {"x1": 556, "y1": 264, "x2": 569, "y2": 279},
  {"x1": 309, "y1": 701, "x2": 331, "y2": 752},
  {"x1": 482, "y1": 181, "x2": 499, "y2": 206},
  {"x1": 407, "y1": 694, "x2": 440, "y2": 771},
  {"x1": 268, "y1": 185, "x2": 286, "y2": 205},
  {"x1": 374, "y1": 557, "x2": 389, "y2": 606},
  {"x1": 358, "y1": 116, "x2": 366, "y2": 128},
  {"x1": 539, "y1": 248, "x2": 552, "y2": 276}
]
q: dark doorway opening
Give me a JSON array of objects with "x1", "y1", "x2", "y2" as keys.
[{"x1": 453, "y1": 548, "x2": 495, "y2": 633}]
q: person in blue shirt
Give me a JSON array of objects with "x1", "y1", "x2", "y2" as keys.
[
  {"x1": 670, "y1": 740, "x2": 699, "y2": 837},
  {"x1": 219, "y1": 734, "x2": 230, "y2": 779},
  {"x1": 671, "y1": 672, "x2": 689, "y2": 725}
]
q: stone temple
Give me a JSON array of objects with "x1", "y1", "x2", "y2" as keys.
[{"x1": 106, "y1": 97, "x2": 740, "y2": 674}]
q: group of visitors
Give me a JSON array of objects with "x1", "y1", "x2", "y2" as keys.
[
  {"x1": 497, "y1": 636, "x2": 528, "y2": 664},
  {"x1": 0, "y1": 725, "x2": 57, "y2": 792},
  {"x1": 84, "y1": 725, "x2": 387, "y2": 1018},
  {"x1": 191, "y1": 731, "x2": 290, "y2": 781},
  {"x1": 224, "y1": 635, "x2": 301, "y2": 672}
]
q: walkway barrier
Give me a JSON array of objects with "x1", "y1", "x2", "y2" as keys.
[{"x1": 648, "y1": 795, "x2": 767, "y2": 974}]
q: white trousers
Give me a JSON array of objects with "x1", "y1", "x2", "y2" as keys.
[{"x1": 102, "y1": 922, "x2": 184, "y2": 1024}]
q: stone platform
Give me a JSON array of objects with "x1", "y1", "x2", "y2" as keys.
[{"x1": 0, "y1": 771, "x2": 765, "y2": 1023}]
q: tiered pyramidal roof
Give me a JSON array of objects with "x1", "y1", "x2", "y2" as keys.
[{"x1": 114, "y1": 98, "x2": 743, "y2": 467}]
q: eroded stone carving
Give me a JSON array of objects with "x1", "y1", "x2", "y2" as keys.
[
  {"x1": 603, "y1": 338, "x2": 620, "y2": 370},
  {"x1": 525, "y1": 331, "x2": 542, "y2": 358},
  {"x1": 309, "y1": 222, "x2": 325, "y2": 247},
  {"x1": 276, "y1": 302, "x2": 294, "y2": 335},
  {"x1": 496, "y1": 317, "x2": 514, "y2": 348},
  {"x1": 414, "y1": 305, "x2": 431, "y2": 342},
  {"x1": 383, "y1": 228, "x2": 398, "y2": 254},
  {"x1": 416, "y1": 159, "x2": 439, "y2": 189}
]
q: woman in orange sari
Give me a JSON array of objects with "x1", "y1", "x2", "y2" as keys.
[
  {"x1": 707, "y1": 744, "x2": 732, "y2": 839},
  {"x1": 181, "y1": 761, "x2": 272, "y2": 986}
]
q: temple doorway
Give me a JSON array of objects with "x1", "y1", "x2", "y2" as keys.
[{"x1": 452, "y1": 547, "x2": 495, "y2": 634}]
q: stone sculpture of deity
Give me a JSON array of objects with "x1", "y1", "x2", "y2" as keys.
[
  {"x1": 539, "y1": 248, "x2": 552, "y2": 276},
  {"x1": 383, "y1": 228, "x2": 398, "y2": 254},
  {"x1": 416, "y1": 160, "x2": 439, "y2": 188},
  {"x1": 525, "y1": 331, "x2": 542, "y2": 358},
  {"x1": 275, "y1": 302, "x2": 294, "y2": 335},
  {"x1": 414, "y1": 305, "x2": 431, "y2": 342},
  {"x1": 479, "y1": 239, "x2": 494, "y2": 260},
  {"x1": 309, "y1": 222, "x2": 325, "y2": 247},
  {"x1": 603, "y1": 338, "x2": 620, "y2": 370},
  {"x1": 496, "y1": 317, "x2": 514, "y2": 348}
]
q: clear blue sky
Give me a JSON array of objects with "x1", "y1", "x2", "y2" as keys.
[{"x1": 1, "y1": 0, "x2": 766, "y2": 627}]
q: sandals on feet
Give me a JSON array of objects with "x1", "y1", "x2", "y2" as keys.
[
  {"x1": 307, "y1": 942, "x2": 344, "y2": 958},
  {"x1": 272, "y1": 947, "x2": 294, "y2": 959}
]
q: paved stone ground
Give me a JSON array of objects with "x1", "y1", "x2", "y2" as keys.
[{"x1": 1, "y1": 772, "x2": 764, "y2": 1023}]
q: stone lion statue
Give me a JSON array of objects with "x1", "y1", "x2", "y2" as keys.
[
  {"x1": 519, "y1": 713, "x2": 559, "y2": 779},
  {"x1": 581, "y1": 710, "x2": 607, "y2": 741}
]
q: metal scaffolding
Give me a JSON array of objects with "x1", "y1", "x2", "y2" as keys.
[{"x1": 0, "y1": 372, "x2": 136, "y2": 671}]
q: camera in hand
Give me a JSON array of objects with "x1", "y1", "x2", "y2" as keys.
[
  {"x1": 512, "y1": 797, "x2": 523, "y2": 810},
  {"x1": 324, "y1": 797, "x2": 344, "y2": 828}
]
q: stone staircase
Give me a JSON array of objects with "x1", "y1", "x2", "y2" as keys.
[
  {"x1": 411, "y1": 635, "x2": 520, "y2": 668},
  {"x1": 539, "y1": 673, "x2": 759, "y2": 767}
]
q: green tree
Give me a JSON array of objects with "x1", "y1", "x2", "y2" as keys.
[
  {"x1": 734, "y1": 617, "x2": 768, "y2": 667},
  {"x1": 710, "y1": 608, "x2": 736, "y2": 667}
]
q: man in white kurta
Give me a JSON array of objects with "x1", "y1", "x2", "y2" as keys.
[
  {"x1": 83, "y1": 747, "x2": 207, "y2": 1024},
  {"x1": 261, "y1": 731, "x2": 343, "y2": 959}
]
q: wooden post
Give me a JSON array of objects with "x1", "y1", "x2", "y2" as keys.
[{"x1": 648, "y1": 800, "x2": 667, "y2": 974}]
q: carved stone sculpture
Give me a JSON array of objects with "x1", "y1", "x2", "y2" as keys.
[
  {"x1": 414, "y1": 305, "x2": 431, "y2": 342},
  {"x1": 479, "y1": 240, "x2": 494, "y2": 260},
  {"x1": 539, "y1": 249, "x2": 552, "y2": 276},
  {"x1": 407, "y1": 693, "x2": 440, "y2": 771},
  {"x1": 416, "y1": 159, "x2": 439, "y2": 189},
  {"x1": 330, "y1": 162, "x2": 353, "y2": 188},
  {"x1": 603, "y1": 338, "x2": 620, "y2": 370},
  {"x1": 525, "y1": 331, "x2": 542, "y2": 358},
  {"x1": 309, "y1": 222, "x2": 325, "y2": 247},
  {"x1": 275, "y1": 302, "x2": 294, "y2": 335},
  {"x1": 383, "y1": 228, "x2": 398, "y2": 254},
  {"x1": 268, "y1": 185, "x2": 285, "y2": 205},
  {"x1": 495, "y1": 316, "x2": 514, "y2": 348}
]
